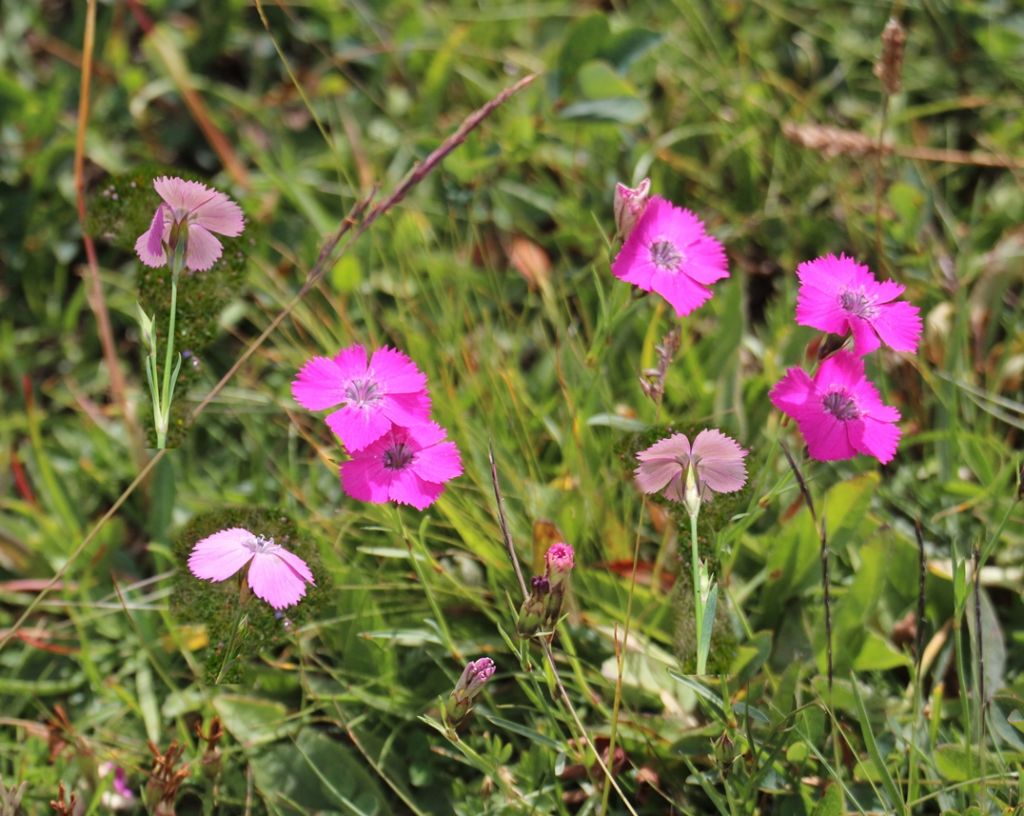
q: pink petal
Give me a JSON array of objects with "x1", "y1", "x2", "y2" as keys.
[
  {"x1": 135, "y1": 205, "x2": 169, "y2": 267},
  {"x1": 650, "y1": 268, "x2": 712, "y2": 317},
  {"x1": 292, "y1": 356, "x2": 348, "y2": 411},
  {"x1": 387, "y1": 468, "x2": 445, "y2": 509},
  {"x1": 369, "y1": 347, "x2": 429, "y2": 394},
  {"x1": 340, "y1": 452, "x2": 392, "y2": 503},
  {"x1": 412, "y1": 439, "x2": 463, "y2": 483},
  {"x1": 247, "y1": 551, "x2": 311, "y2": 609},
  {"x1": 404, "y1": 420, "x2": 449, "y2": 449},
  {"x1": 662, "y1": 472, "x2": 685, "y2": 502},
  {"x1": 634, "y1": 459, "x2": 683, "y2": 495},
  {"x1": 796, "y1": 411, "x2": 857, "y2": 461},
  {"x1": 611, "y1": 240, "x2": 656, "y2": 289},
  {"x1": 331, "y1": 344, "x2": 370, "y2": 382},
  {"x1": 188, "y1": 528, "x2": 256, "y2": 581},
  {"x1": 184, "y1": 224, "x2": 224, "y2": 271},
  {"x1": 849, "y1": 416, "x2": 902, "y2": 464},
  {"x1": 326, "y1": 403, "x2": 393, "y2": 451},
  {"x1": 274, "y1": 548, "x2": 315, "y2": 585},
  {"x1": 849, "y1": 315, "x2": 882, "y2": 356},
  {"x1": 681, "y1": 234, "x2": 729, "y2": 285},
  {"x1": 381, "y1": 391, "x2": 432, "y2": 428},
  {"x1": 795, "y1": 271, "x2": 848, "y2": 335},
  {"x1": 691, "y1": 429, "x2": 747, "y2": 493},
  {"x1": 191, "y1": 189, "x2": 245, "y2": 236},
  {"x1": 868, "y1": 277, "x2": 905, "y2": 303},
  {"x1": 815, "y1": 351, "x2": 865, "y2": 392},
  {"x1": 849, "y1": 377, "x2": 901, "y2": 423},
  {"x1": 154, "y1": 176, "x2": 215, "y2": 215},
  {"x1": 636, "y1": 433, "x2": 691, "y2": 463},
  {"x1": 769, "y1": 367, "x2": 815, "y2": 415},
  {"x1": 871, "y1": 300, "x2": 921, "y2": 354}
]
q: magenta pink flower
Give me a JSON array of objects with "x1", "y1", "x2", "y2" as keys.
[
  {"x1": 770, "y1": 350, "x2": 901, "y2": 464},
  {"x1": 135, "y1": 177, "x2": 245, "y2": 272},
  {"x1": 340, "y1": 422, "x2": 462, "y2": 510},
  {"x1": 635, "y1": 429, "x2": 747, "y2": 502},
  {"x1": 611, "y1": 196, "x2": 729, "y2": 317},
  {"x1": 544, "y1": 543, "x2": 575, "y2": 585},
  {"x1": 187, "y1": 527, "x2": 314, "y2": 610},
  {"x1": 795, "y1": 254, "x2": 921, "y2": 356},
  {"x1": 292, "y1": 345, "x2": 432, "y2": 452}
]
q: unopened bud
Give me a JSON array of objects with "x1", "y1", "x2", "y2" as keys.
[
  {"x1": 445, "y1": 658, "x2": 495, "y2": 727},
  {"x1": 517, "y1": 576, "x2": 549, "y2": 638},
  {"x1": 614, "y1": 178, "x2": 651, "y2": 240}
]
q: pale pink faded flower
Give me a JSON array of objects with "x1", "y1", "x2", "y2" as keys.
[
  {"x1": 340, "y1": 421, "x2": 462, "y2": 510},
  {"x1": 635, "y1": 429, "x2": 747, "y2": 502},
  {"x1": 770, "y1": 350, "x2": 901, "y2": 464},
  {"x1": 611, "y1": 196, "x2": 729, "y2": 317},
  {"x1": 135, "y1": 176, "x2": 245, "y2": 272},
  {"x1": 187, "y1": 527, "x2": 314, "y2": 610},
  {"x1": 292, "y1": 345, "x2": 432, "y2": 452},
  {"x1": 613, "y1": 177, "x2": 651, "y2": 239},
  {"x1": 795, "y1": 253, "x2": 921, "y2": 356}
]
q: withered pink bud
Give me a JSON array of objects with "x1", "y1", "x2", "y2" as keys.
[
  {"x1": 613, "y1": 178, "x2": 651, "y2": 239},
  {"x1": 545, "y1": 543, "x2": 575, "y2": 587}
]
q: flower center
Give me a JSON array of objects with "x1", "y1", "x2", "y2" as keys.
[
  {"x1": 649, "y1": 239, "x2": 685, "y2": 272},
  {"x1": 822, "y1": 389, "x2": 860, "y2": 421},
  {"x1": 244, "y1": 535, "x2": 279, "y2": 554},
  {"x1": 838, "y1": 287, "x2": 878, "y2": 319},
  {"x1": 345, "y1": 377, "x2": 382, "y2": 408},
  {"x1": 383, "y1": 442, "x2": 415, "y2": 470}
]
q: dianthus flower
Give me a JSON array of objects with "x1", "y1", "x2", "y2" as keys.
[
  {"x1": 135, "y1": 176, "x2": 245, "y2": 272},
  {"x1": 795, "y1": 254, "x2": 921, "y2": 356},
  {"x1": 544, "y1": 543, "x2": 575, "y2": 587},
  {"x1": 187, "y1": 527, "x2": 315, "y2": 609},
  {"x1": 292, "y1": 344, "x2": 431, "y2": 452},
  {"x1": 770, "y1": 350, "x2": 901, "y2": 464},
  {"x1": 635, "y1": 429, "x2": 747, "y2": 503},
  {"x1": 611, "y1": 196, "x2": 729, "y2": 317},
  {"x1": 340, "y1": 422, "x2": 462, "y2": 510}
]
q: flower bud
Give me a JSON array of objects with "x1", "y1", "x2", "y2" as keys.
[
  {"x1": 445, "y1": 658, "x2": 495, "y2": 727},
  {"x1": 544, "y1": 543, "x2": 575, "y2": 588},
  {"x1": 614, "y1": 178, "x2": 651, "y2": 240},
  {"x1": 517, "y1": 576, "x2": 549, "y2": 638}
]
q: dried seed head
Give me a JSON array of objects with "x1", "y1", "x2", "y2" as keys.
[
  {"x1": 874, "y1": 18, "x2": 907, "y2": 95},
  {"x1": 782, "y1": 122, "x2": 882, "y2": 158}
]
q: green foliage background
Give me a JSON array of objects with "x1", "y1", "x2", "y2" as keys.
[{"x1": 1, "y1": 0, "x2": 1022, "y2": 813}]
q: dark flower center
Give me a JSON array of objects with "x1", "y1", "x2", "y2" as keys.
[
  {"x1": 838, "y1": 287, "x2": 877, "y2": 319},
  {"x1": 822, "y1": 389, "x2": 860, "y2": 421},
  {"x1": 345, "y1": 377, "x2": 382, "y2": 408},
  {"x1": 649, "y1": 239, "x2": 685, "y2": 271},
  {"x1": 383, "y1": 442, "x2": 415, "y2": 470}
]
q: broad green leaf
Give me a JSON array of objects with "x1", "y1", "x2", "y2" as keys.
[
  {"x1": 578, "y1": 60, "x2": 636, "y2": 99},
  {"x1": 214, "y1": 695, "x2": 298, "y2": 748},
  {"x1": 559, "y1": 98, "x2": 649, "y2": 125},
  {"x1": 852, "y1": 631, "x2": 912, "y2": 671}
]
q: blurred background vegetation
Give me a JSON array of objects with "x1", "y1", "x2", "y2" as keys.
[{"x1": 1, "y1": 0, "x2": 1022, "y2": 813}]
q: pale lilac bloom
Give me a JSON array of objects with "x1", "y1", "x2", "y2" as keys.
[
  {"x1": 187, "y1": 527, "x2": 314, "y2": 610},
  {"x1": 135, "y1": 176, "x2": 245, "y2": 272},
  {"x1": 635, "y1": 429, "x2": 747, "y2": 502},
  {"x1": 292, "y1": 345, "x2": 432, "y2": 452},
  {"x1": 544, "y1": 543, "x2": 575, "y2": 586},
  {"x1": 770, "y1": 350, "x2": 901, "y2": 464},
  {"x1": 613, "y1": 177, "x2": 651, "y2": 239},
  {"x1": 795, "y1": 254, "x2": 921, "y2": 356},
  {"x1": 340, "y1": 422, "x2": 462, "y2": 510},
  {"x1": 611, "y1": 196, "x2": 729, "y2": 317}
]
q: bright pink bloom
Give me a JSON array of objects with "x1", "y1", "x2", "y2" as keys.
[
  {"x1": 187, "y1": 527, "x2": 314, "y2": 610},
  {"x1": 292, "y1": 345, "x2": 432, "y2": 452},
  {"x1": 770, "y1": 350, "x2": 901, "y2": 464},
  {"x1": 544, "y1": 543, "x2": 575, "y2": 585},
  {"x1": 795, "y1": 254, "x2": 921, "y2": 356},
  {"x1": 135, "y1": 177, "x2": 245, "y2": 272},
  {"x1": 635, "y1": 429, "x2": 747, "y2": 501},
  {"x1": 340, "y1": 422, "x2": 462, "y2": 510},
  {"x1": 611, "y1": 196, "x2": 729, "y2": 317}
]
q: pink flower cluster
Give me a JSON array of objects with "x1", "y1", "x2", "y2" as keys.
[
  {"x1": 611, "y1": 181, "x2": 729, "y2": 318},
  {"x1": 292, "y1": 344, "x2": 462, "y2": 509},
  {"x1": 770, "y1": 254, "x2": 921, "y2": 464}
]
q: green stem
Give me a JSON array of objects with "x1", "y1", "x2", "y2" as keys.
[
  {"x1": 690, "y1": 509, "x2": 705, "y2": 674},
  {"x1": 156, "y1": 274, "x2": 179, "y2": 448},
  {"x1": 215, "y1": 583, "x2": 249, "y2": 684}
]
